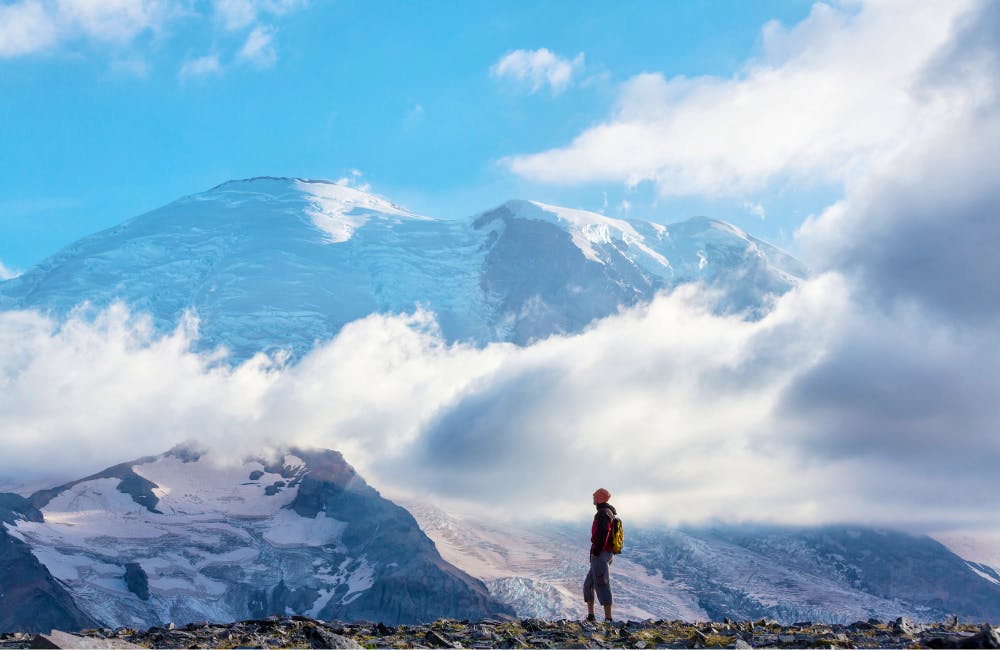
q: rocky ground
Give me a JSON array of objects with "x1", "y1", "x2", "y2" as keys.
[{"x1": 2, "y1": 616, "x2": 999, "y2": 648}]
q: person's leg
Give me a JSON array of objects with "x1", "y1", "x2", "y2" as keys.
[
  {"x1": 583, "y1": 566, "x2": 596, "y2": 620},
  {"x1": 593, "y1": 552, "x2": 614, "y2": 620},
  {"x1": 603, "y1": 552, "x2": 614, "y2": 621}
]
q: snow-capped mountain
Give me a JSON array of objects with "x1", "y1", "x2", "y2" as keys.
[
  {"x1": 0, "y1": 447, "x2": 509, "y2": 633},
  {"x1": 0, "y1": 177, "x2": 806, "y2": 361},
  {"x1": 405, "y1": 503, "x2": 1000, "y2": 624}
]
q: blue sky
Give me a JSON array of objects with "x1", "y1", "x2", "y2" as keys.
[{"x1": 0, "y1": 0, "x2": 821, "y2": 272}]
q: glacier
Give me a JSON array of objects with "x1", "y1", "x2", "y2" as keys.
[{"x1": 0, "y1": 177, "x2": 807, "y2": 362}]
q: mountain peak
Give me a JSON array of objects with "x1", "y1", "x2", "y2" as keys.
[
  {"x1": 0, "y1": 180, "x2": 807, "y2": 360},
  {"x1": 674, "y1": 215, "x2": 751, "y2": 239},
  {"x1": 200, "y1": 177, "x2": 426, "y2": 244}
]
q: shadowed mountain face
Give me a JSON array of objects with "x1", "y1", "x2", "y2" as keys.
[
  {"x1": 0, "y1": 494, "x2": 96, "y2": 633},
  {"x1": 0, "y1": 177, "x2": 806, "y2": 361},
  {"x1": 0, "y1": 447, "x2": 510, "y2": 630}
]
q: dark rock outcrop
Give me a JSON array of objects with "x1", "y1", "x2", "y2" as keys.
[
  {"x1": 29, "y1": 459, "x2": 161, "y2": 514},
  {"x1": 289, "y1": 448, "x2": 513, "y2": 624},
  {"x1": 0, "y1": 494, "x2": 96, "y2": 634},
  {"x1": 123, "y1": 563, "x2": 149, "y2": 601}
]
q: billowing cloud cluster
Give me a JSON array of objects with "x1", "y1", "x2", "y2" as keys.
[
  {"x1": 491, "y1": 48, "x2": 585, "y2": 95},
  {"x1": 1, "y1": 254, "x2": 997, "y2": 533},
  {"x1": 504, "y1": 1, "x2": 981, "y2": 196}
]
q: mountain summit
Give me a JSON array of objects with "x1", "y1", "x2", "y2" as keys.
[{"x1": 0, "y1": 177, "x2": 806, "y2": 361}]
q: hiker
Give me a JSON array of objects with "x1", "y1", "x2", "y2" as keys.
[{"x1": 584, "y1": 487, "x2": 617, "y2": 623}]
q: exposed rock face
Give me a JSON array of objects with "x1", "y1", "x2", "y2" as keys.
[
  {"x1": 1, "y1": 447, "x2": 510, "y2": 631},
  {"x1": 0, "y1": 494, "x2": 96, "y2": 634},
  {"x1": 288, "y1": 449, "x2": 507, "y2": 624}
]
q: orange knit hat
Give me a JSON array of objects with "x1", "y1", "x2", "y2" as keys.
[{"x1": 593, "y1": 488, "x2": 611, "y2": 504}]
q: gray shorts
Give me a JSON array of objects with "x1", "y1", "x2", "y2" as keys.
[{"x1": 583, "y1": 551, "x2": 613, "y2": 606}]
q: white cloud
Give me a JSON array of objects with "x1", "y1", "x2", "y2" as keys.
[
  {"x1": 0, "y1": 0, "x2": 306, "y2": 73},
  {"x1": 179, "y1": 54, "x2": 222, "y2": 80},
  {"x1": 797, "y1": 0, "x2": 1000, "y2": 323},
  {"x1": 403, "y1": 103, "x2": 425, "y2": 128},
  {"x1": 504, "y1": 1, "x2": 979, "y2": 196},
  {"x1": 236, "y1": 25, "x2": 276, "y2": 67},
  {"x1": 491, "y1": 48, "x2": 585, "y2": 95},
  {"x1": 0, "y1": 1, "x2": 60, "y2": 57},
  {"x1": 214, "y1": 0, "x2": 304, "y2": 31},
  {"x1": 0, "y1": 260, "x2": 20, "y2": 280},
  {"x1": 0, "y1": 0, "x2": 170, "y2": 58},
  {"x1": 56, "y1": 0, "x2": 166, "y2": 44},
  {"x1": 743, "y1": 201, "x2": 766, "y2": 219},
  {"x1": 334, "y1": 169, "x2": 371, "y2": 192}
]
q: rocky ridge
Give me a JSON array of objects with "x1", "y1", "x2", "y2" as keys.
[{"x1": 2, "y1": 616, "x2": 1000, "y2": 649}]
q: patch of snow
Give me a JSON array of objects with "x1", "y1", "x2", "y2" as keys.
[
  {"x1": 305, "y1": 587, "x2": 336, "y2": 619},
  {"x1": 340, "y1": 556, "x2": 376, "y2": 604},
  {"x1": 24, "y1": 478, "x2": 165, "y2": 541},
  {"x1": 135, "y1": 454, "x2": 295, "y2": 518},
  {"x1": 263, "y1": 509, "x2": 347, "y2": 547},
  {"x1": 968, "y1": 562, "x2": 1000, "y2": 585},
  {"x1": 296, "y1": 180, "x2": 426, "y2": 244},
  {"x1": 526, "y1": 201, "x2": 672, "y2": 269}
]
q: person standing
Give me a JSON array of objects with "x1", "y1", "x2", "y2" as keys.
[{"x1": 584, "y1": 487, "x2": 616, "y2": 623}]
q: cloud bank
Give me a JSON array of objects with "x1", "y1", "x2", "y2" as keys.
[
  {"x1": 1, "y1": 257, "x2": 997, "y2": 533},
  {"x1": 503, "y1": 1, "x2": 979, "y2": 196}
]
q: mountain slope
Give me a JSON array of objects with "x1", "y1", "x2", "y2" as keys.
[
  {"x1": 0, "y1": 177, "x2": 806, "y2": 361},
  {"x1": 2, "y1": 447, "x2": 509, "y2": 630},
  {"x1": 405, "y1": 503, "x2": 1000, "y2": 624}
]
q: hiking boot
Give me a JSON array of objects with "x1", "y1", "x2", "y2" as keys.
[
  {"x1": 585, "y1": 613, "x2": 596, "y2": 622},
  {"x1": 604, "y1": 618, "x2": 614, "y2": 625}
]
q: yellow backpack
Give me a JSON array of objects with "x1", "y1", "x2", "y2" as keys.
[{"x1": 610, "y1": 514, "x2": 624, "y2": 554}]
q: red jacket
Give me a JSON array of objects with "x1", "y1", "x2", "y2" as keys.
[{"x1": 590, "y1": 503, "x2": 617, "y2": 556}]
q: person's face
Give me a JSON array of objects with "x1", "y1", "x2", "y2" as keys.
[{"x1": 592, "y1": 494, "x2": 598, "y2": 506}]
